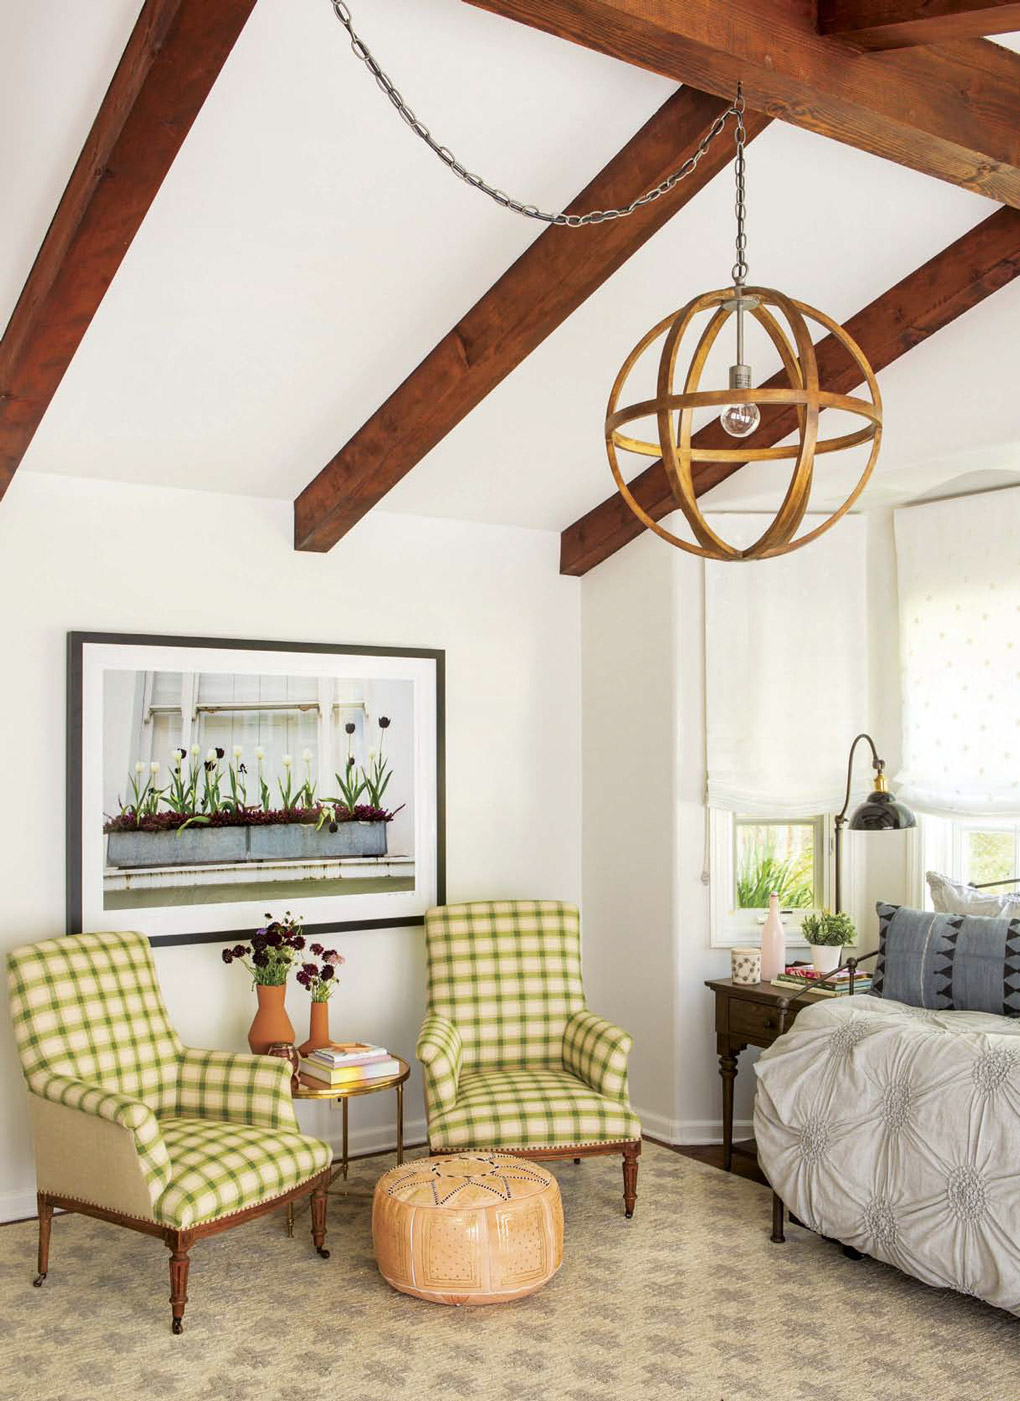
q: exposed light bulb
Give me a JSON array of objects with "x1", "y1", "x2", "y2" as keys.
[
  {"x1": 720, "y1": 361, "x2": 759, "y2": 438},
  {"x1": 720, "y1": 401, "x2": 761, "y2": 438}
]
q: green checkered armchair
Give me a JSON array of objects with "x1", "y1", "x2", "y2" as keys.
[
  {"x1": 416, "y1": 901, "x2": 641, "y2": 1216},
  {"x1": 6, "y1": 931, "x2": 332, "y2": 1332}
]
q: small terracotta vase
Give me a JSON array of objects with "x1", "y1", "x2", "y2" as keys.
[
  {"x1": 248, "y1": 983, "x2": 295, "y2": 1055},
  {"x1": 300, "y1": 1000, "x2": 331, "y2": 1056}
]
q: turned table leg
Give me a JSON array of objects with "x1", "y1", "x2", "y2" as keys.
[{"x1": 719, "y1": 1052, "x2": 739, "y2": 1172}]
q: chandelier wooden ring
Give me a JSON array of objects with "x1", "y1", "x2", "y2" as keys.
[{"x1": 605, "y1": 286, "x2": 882, "y2": 562}]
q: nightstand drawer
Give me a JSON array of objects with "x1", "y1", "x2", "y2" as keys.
[{"x1": 728, "y1": 997, "x2": 791, "y2": 1045}]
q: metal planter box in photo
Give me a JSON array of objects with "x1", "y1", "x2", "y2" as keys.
[
  {"x1": 248, "y1": 821, "x2": 388, "y2": 862},
  {"x1": 106, "y1": 827, "x2": 248, "y2": 869}
]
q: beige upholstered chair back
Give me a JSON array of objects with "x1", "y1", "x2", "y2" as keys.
[
  {"x1": 423, "y1": 900, "x2": 586, "y2": 1070},
  {"x1": 6, "y1": 930, "x2": 183, "y2": 1113}
]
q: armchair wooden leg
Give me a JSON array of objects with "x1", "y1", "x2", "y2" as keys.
[
  {"x1": 168, "y1": 1238, "x2": 192, "y2": 1334},
  {"x1": 310, "y1": 1177, "x2": 330, "y2": 1259},
  {"x1": 34, "y1": 1194, "x2": 53, "y2": 1286},
  {"x1": 622, "y1": 1141, "x2": 640, "y2": 1218}
]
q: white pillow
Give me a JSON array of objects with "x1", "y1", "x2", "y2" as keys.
[{"x1": 926, "y1": 869, "x2": 1020, "y2": 918}]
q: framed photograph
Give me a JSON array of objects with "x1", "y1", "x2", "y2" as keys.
[{"x1": 67, "y1": 632, "x2": 445, "y2": 947}]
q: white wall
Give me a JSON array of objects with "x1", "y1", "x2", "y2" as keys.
[
  {"x1": 580, "y1": 535, "x2": 680, "y2": 1142},
  {"x1": 0, "y1": 473, "x2": 581, "y2": 1221},
  {"x1": 581, "y1": 510, "x2": 915, "y2": 1145}
]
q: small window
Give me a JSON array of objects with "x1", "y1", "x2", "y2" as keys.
[
  {"x1": 918, "y1": 815, "x2": 1020, "y2": 905},
  {"x1": 710, "y1": 811, "x2": 829, "y2": 946},
  {"x1": 734, "y1": 817, "x2": 822, "y2": 910},
  {"x1": 961, "y1": 828, "x2": 1017, "y2": 894}
]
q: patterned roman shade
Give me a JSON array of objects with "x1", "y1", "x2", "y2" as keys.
[{"x1": 894, "y1": 487, "x2": 1020, "y2": 817}]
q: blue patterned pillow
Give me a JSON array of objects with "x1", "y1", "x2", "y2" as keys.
[{"x1": 872, "y1": 903, "x2": 1020, "y2": 1016}]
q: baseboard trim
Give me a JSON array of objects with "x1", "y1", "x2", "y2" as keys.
[
  {"x1": 0, "y1": 1189, "x2": 43, "y2": 1225},
  {"x1": 318, "y1": 1117, "x2": 428, "y2": 1161},
  {"x1": 633, "y1": 1107, "x2": 754, "y2": 1147}
]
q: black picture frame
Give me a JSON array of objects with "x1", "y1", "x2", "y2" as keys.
[{"x1": 67, "y1": 631, "x2": 445, "y2": 948}]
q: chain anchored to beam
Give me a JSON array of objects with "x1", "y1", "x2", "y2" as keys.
[{"x1": 328, "y1": 0, "x2": 744, "y2": 227}]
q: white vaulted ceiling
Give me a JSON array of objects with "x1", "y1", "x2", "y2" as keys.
[{"x1": 4, "y1": 1, "x2": 1020, "y2": 530}]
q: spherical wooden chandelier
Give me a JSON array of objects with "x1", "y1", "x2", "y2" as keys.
[{"x1": 606, "y1": 89, "x2": 882, "y2": 562}]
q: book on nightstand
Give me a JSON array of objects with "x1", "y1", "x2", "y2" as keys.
[
  {"x1": 772, "y1": 966, "x2": 872, "y2": 997},
  {"x1": 299, "y1": 1055, "x2": 402, "y2": 1086},
  {"x1": 306, "y1": 1041, "x2": 391, "y2": 1067}
]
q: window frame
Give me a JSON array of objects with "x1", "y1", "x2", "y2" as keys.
[
  {"x1": 917, "y1": 814, "x2": 1020, "y2": 906},
  {"x1": 709, "y1": 809, "x2": 837, "y2": 949}
]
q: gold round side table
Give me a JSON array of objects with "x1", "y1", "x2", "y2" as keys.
[{"x1": 285, "y1": 1056, "x2": 410, "y2": 1236}]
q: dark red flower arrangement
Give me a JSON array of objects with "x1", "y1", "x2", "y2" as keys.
[
  {"x1": 221, "y1": 911, "x2": 307, "y2": 986},
  {"x1": 296, "y1": 942, "x2": 345, "y2": 1002}
]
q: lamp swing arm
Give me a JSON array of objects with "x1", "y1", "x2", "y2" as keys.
[
  {"x1": 835, "y1": 732, "x2": 885, "y2": 828},
  {"x1": 329, "y1": 0, "x2": 745, "y2": 227}
]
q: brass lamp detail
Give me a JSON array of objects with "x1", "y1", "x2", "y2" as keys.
[{"x1": 605, "y1": 89, "x2": 883, "y2": 562}]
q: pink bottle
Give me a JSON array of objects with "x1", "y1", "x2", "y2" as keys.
[{"x1": 760, "y1": 892, "x2": 786, "y2": 982}]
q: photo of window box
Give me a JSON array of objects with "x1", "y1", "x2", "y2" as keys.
[
  {"x1": 248, "y1": 819, "x2": 387, "y2": 861},
  {"x1": 70, "y1": 632, "x2": 444, "y2": 945}
]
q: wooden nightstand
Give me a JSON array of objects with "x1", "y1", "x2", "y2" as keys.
[{"x1": 705, "y1": 978, "x2": 820, "y2": 1171}]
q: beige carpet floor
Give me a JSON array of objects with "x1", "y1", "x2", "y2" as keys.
[{"x1": 0, "y1": 1142, "x2": 1016, "y2": 1401}]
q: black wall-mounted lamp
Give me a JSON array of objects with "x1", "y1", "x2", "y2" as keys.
[{"x1": 834, "y1": 733, "x2": 916, "y2": 913}]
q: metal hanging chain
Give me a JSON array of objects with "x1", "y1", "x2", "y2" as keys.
[
  {"x1": 731, "y1": 94, "x2": 749, "y2": 285},
  {"x1": 329, "y1": 0, "x2": 744, "y2": 229}
]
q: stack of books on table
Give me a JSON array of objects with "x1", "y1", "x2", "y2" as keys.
[
  {"x1": 772, "y1": 964, "x2": 873, "y2": 998},
  {"x1": 300, "y1": 1042, "x2": 402, "y2": 1086}
]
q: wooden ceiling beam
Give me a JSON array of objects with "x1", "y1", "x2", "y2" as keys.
[
  {"x1": 0, "y1": 0, "x2": 256, "y2": 500},
  {"x1": 293, "y1": 88, "x2": 769, "y2": 553},
  {"x1": 818, "y1": 1, "x2": 1020, "y2": 50},
  {"x1": 560, "y1": 205, "x2": 1020, "y2": 575},
  {"x1": 463, "y1": 0, "x2": 1020, "y2": 207}
]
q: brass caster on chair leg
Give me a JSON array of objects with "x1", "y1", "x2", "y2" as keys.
[
  {"x1": 317, "y1": 1246, "x2": 330, "y2": 1260},
  {"x1": 172, "y1": 1318, "x2": 184, "y2": 1335},
  {"x1": 33, "y1": 1273, "x2": 46, "y2": 1287},
  {"x1": 625, "y1": 1209, "x2": 633, "y2": 1220}
]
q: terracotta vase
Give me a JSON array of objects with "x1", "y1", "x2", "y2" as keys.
[
  {"x1": 300, "y1": 1000, "x2": 332, "y2": 1057},
  {"x1": 248, "y1": 983, "x2": 295, "y2": 1055}
]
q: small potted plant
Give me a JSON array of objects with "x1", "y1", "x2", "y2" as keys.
[
  {"x1": 222, "y1": 911, "x2": 306, "y2": 1053},
  {"x1": 296, "y1": 943, "x2": 346, "y2": 1054},
  {"x1": 800, "y1": 910, "x2": 856, "y2": 975}
]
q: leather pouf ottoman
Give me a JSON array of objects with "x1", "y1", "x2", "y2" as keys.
[{"x1": 372, "y1": 1153, "x2": 564, "y2": 1305}]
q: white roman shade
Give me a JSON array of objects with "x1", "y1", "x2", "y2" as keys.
[
  {"x1": 705, "y1": 515, "x2": 869, "y2": 816},
  {"x1": 894, "y1": 487, "x2": 1020, "y2": 817}
]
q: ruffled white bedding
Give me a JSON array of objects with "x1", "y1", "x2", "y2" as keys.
[{"x1": 753, "y1": 996, "x2": 1020, "y2": 1314}]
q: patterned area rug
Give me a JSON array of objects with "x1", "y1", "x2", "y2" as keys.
[{"x1": 0, "y1": 1142, "x2": 1016, "y2": 1401}]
